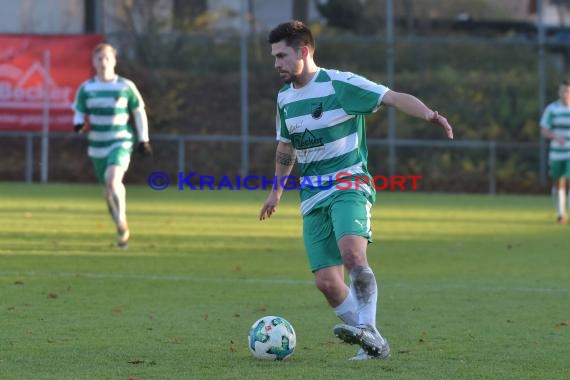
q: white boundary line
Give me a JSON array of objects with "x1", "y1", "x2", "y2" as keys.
[
  {"x1": 0, "y1": 271, "x2": 569, "y2": 293},
  {"x1": 0, "y1": 271, "x2": 313, "y2": 286}
]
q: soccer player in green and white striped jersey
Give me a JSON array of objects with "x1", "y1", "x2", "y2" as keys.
[
  {"x1": 259, "y1": 21, "x2": 453, "y2": 361},
  {"x1": 540, "y1": 79, "x2": 570, "y2": 224},
  {"x1": 72, "y1": 43, "x2": 152, "y2": 248}
]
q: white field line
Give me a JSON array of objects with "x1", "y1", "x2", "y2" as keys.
[
  {"x1": 0, "y1": 271, "x2": 313, "y2": 285},
  {"x1": 0, "y1": 271, "x2": 569, "y2": 294}
]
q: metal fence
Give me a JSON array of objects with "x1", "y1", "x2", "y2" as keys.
[
  {"x1": 0, "y1": 131, "x2": 542, "y2": 195},
  {"x1": 2, "y1": 3, "x2": 566, "y2": 195},
  {"x1": 93, "y1": 30, "x2": 560, "y2": 196}
]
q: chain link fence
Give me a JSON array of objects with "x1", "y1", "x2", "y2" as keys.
[{"x1": 2, "y1": 26, "x2": 567, "y2": 194}]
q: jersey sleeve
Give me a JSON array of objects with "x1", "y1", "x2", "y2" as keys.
[
  {"x1": 276, "y1": 104, "x2": 290, "y2": 143},
  {"x1": 330, "y1": 71, "x2": 389, "y2": 115},
  {"x1": 125, "y1": 80, "x2": 145, "y2": 110}
]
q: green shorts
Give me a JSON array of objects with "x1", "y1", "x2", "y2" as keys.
[
  {"x1": 90, "y1": 148, "x2": 132, "y2": 184},
  {"x1": 302, "y1": 191, "x2": 373, "y2": 272},
  {"x1": 549, "y1": 160, "x2": 570, "y2": 180}
]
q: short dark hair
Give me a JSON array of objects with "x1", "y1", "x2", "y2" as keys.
[
  {"x1": 93, "y1": 43, "x2": 117, "y2": 57},
  {"x1": 268, "y1": 20, "x2": 314, "y2": 51},
  {"x1": 562, "y1": 79, "x2": 570, "y2": 86}
]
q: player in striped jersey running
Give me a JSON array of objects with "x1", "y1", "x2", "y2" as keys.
[
  {"x1": 259, "y1": 21, "x2": 453, "y2": 361},
  {"x1": 72, "y1": 43, "x2": 152, "y2": 248},
  {"x1": 540, "y1": 79, "x2": 570, "y2": 224}
]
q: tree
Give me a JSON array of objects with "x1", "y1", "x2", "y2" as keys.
[
  {"x1": 316, "y1": 0, "x2": 515, "y2": 35},
  {"x1": 316, "y1": 0, "x2": 364, "y2": 31},
  {"x1": 292, "y1": 0, "x2": 309, "y2": 23},
  {"x1": 172, "y1": 0, "x2": 207, "y2": 30}
]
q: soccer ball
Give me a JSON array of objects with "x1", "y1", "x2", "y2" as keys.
[{"x1": 248, "y1": 316, "x2": 296, "y2": 360}]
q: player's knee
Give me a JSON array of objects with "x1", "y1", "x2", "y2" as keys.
[
  {"x1": 104, "y1": 181, "x2": 122, "y2": 197},
  {"x1": 314, "y1": 276, "x2": 341, "y2": 297},
  {"x1": 340, "y1": 247, "x2": 367, "y2": 268}
]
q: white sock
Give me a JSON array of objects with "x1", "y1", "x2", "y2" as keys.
[
  {"x1": 349, "y1": 266, "x2": 378, "y2": 328},
  {"x1": 334, "y1": 288, "x2": 358, "y2": 326},
  {"x1": 558, "y1": 187, "x2": 566, "y2": 217},
  {"x1": 113, "y1": 183, "x2": 127, "y2": 226},
  {"x1": 552, "y1": 187, "x2": 561, "y2": 217}
]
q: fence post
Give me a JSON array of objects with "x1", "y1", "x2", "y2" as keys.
[
  {"x1": 240, "y1": 0, "x2": 250, "y2": 177},
  {"x1": 178, "y1": 136, "x2": 185, "y2": 175},
  {"x1": 488, "y1": 141, "x2": 496, "y2": 195},
  {"x1": 40, "y1": 50, "x2": 51, "y2": 183},
  {"x1": 26, "y1": 132, "x2": 34, "y2": 183},
  {"x1": 386, "y1": 0, "x2": 396, "y2": 178},
  {"x1": 537, "y1": 0, "x2": 547, "y2": 186}
]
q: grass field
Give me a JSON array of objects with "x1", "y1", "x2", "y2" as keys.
[{"x1": 1, "y1": 183, "x2": 569, "y2": 379}]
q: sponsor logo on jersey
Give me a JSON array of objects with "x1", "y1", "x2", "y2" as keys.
[{"x1": 292, "y1": 128, "x2": 324, "y2": 150}]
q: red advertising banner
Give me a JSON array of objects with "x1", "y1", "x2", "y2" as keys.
[{"x1": 0, "y1": 34, "x2": 103, "y2": 131}]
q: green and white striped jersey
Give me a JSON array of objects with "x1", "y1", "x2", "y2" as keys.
[
  {"x1": 73, "y1": 76, "x2": 144, "y2": 158},
  {"x1": 276, "y1": 68, "x2": 389, "y2": 215},
  {"x1": 540, "y1": 100, "x2": 570, "y2": 161}
]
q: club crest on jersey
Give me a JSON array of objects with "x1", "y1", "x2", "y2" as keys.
[
  {"x1": 311, "y1": 102, "x2": 323, "y2": 119},
  {"x1": 292, "y1": 128, "x2": 324, "y2": 150}
]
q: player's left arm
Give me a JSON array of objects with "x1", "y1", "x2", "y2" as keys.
[
  {"x1": 127, "y1": 81, "x2": 152, "y2": 156},
  {"x1": 73, "y1": 112, "x2": 86, "y2": 133},
  {"x1": 132, "y1": 107, "x2": 152, "y2": 156},
  {"x1": 381, "y1": 90, "x2": 454, "y2": 140}
]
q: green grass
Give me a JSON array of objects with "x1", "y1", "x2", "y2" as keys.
[{"x1": 1, "y1": 183, "x2": 569, "y2": 379}]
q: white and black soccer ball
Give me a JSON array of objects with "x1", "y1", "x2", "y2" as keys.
[{"x1": 248, "y1": 316, "x2": 296, "y2": 360}]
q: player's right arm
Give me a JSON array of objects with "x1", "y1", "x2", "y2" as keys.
[
  {"x1": 541, "y1": 127, "x2": 565, "y2": 145},
  {"x1": 259, "y1": 141, "x2": 296, "y2": 220},
  {"x1": 72, "y1": 83, "x2": 87, "y2": 133},
  {"x1": 540, "y1": 106, "x2": 566, "y2": 145}
]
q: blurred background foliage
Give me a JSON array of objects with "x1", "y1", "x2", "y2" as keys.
[{"x1": 10, "y1": 0, "x2": 569, "y2": 193}]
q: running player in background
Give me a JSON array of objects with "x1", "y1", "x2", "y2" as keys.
[
  {"x1": 73, "y1": 43, "x2": 152, "y2": 248},
  {"x1": 540, "y1": 79, "x2": 570, "y2": 224}
]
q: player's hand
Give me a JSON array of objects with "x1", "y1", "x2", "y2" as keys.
[
  {"x1": 138, "y1": 141, "x2": 152, "y2": 157},
  {"x1": 259, "y1": 192, "x2": 281, "y2": 220},
  {"x1": 555, "y1": 135, "x2": 566, "y2": 145},
  {"x1": 429, "y1": 111, "x2": 453, "y2": 140},
  {"x1": 74, "y1": 124, "x2": 85, "y2": 134}
]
